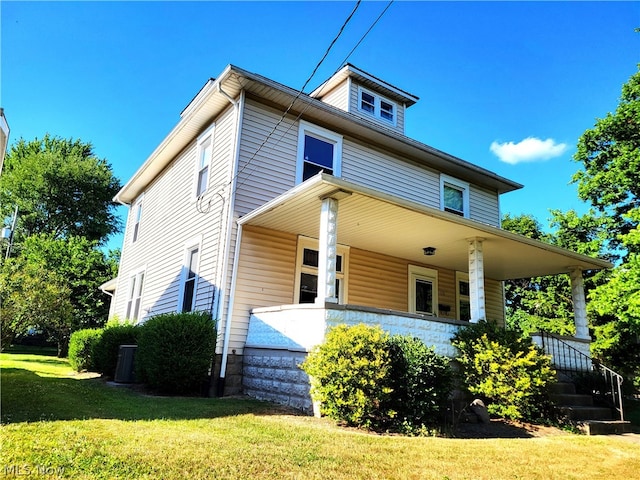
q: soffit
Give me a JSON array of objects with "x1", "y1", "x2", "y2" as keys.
[{"x1": 239, "y1": 175, "x2": 612, "y2": 281}]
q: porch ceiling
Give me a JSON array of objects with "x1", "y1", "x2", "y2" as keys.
[{"x1": 238, "y1": 175, "x2": 612, "y2": 281}]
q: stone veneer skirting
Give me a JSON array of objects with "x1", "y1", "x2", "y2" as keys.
[{"x1": 242, "y1": 347, "x2": 313, "y2": 414}]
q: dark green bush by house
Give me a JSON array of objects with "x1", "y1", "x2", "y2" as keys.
[
  {"x1": 136, "y1": 311, "x2": 216, "y2": 395},
  {"x1": 301, "y1": 324, "x2": 454, "y2": 434},
  {"x1": 388, "y1": 335, "x2": 454, "y2": 434},
  {"x1": 451, "y1": 320, "x2": 556, "y2": 421},
  {"x1": 68, "y1": 328, "x2": 103, "y2": 372},
  {"x1": 94, "y1": 322, "x2": 139, "y2": 379}
]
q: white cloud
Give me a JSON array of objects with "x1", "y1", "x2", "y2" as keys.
[{"x1": 490, "y1": 137, "x2": 568, "y2": 165}]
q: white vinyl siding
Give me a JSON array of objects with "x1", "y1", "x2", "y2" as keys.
[
  {"x1": 234, "y1": 100, "x2": 298, "y2": 215},
  {"x1": 315, "y1": 81, "x2": 350, "y2": 111},
  {"x1": 341, "y1": 140, "x2": 441, "y2": 208},
  {"x1": 112, "y1": 104, "x2": 236, "y2": 323},
  {"x1": 470, "y1": 185, "x2": 501, "y2": 226}
]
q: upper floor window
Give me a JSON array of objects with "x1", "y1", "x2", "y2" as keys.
[
  {"x1": 132, "y1": 197, "x2": 143, "y2": 243},
  {"x1": 296, "y1": 121, "x2": 342, "y2": 184},
  {"x1": 440, "y1": 175, "x2": 470, "y2": 218},
  {"x1": 195, "y1": 126, "x2": 214, "y2": 197},
  {"x1": 357, "y1": 87, "x2": 397, "y2": 126}
]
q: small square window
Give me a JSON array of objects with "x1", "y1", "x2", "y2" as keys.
[
  {"x1": 380, "y1": 100, "x2": 394, "y2": 121},
  {"x1": 361, "y1": 91, "x2": 375, "y2": 113}
]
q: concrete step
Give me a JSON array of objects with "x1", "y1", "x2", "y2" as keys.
[
  {"x1": 560, "y1": 406, "x2": 613, "y2": 421},
  {"x1": 579, "y1": 420, "x2": 633, "y2": 435},
  {"x1": 550, "y1": 382, "x2": 576, "y2": 395},
  {"x1": 551, "y1": 393, "x2": 594, "y2": 407}
]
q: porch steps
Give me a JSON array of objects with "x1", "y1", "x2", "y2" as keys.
[{"x1": 551, "y1": 382, "x2": 632, "y2": 435}]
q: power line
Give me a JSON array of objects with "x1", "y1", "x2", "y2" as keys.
[{"x1": 232, "y1": 0, "x2": 394, "y2": 194}]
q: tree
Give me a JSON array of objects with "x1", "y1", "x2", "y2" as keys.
[
  {"x1": 572, "y1": 65, "x2": 640, "y2": 387},
  {"x1": 587, "y1": 210, "x2": 640, "y2": 385},
  {"x1": 0, "y1": 135, "x2": 122, "y2": 245},
  {"x1": 502, "y1": 211, "x2": 609, "y2": 336},
  {"x1": 0, "y1": 261, "x2": 73, "y2": 352},
  {"x1": 573, "y1": 65, "x2": 640, "y2": 254},
  {"x1": 2, "y1": 234, "x2": 119, "y2": 356}
]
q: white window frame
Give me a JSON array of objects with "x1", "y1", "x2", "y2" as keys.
[
  {"x1": 440, "y1": 174, "x2": 470, "y2": 218},
  {"x1": 131, "y1": 195, "x2": 143, "y2": 243},
  {"x1": 296, "y1": 121, "x2": 343, "y2": 184},
  {"x1": 177, "y1": 236, "x2": 202, "y2": 313},
  {"x1": 455, "y1": 271, "x2": 471, "y2": 322},
  {"x1": 408, "y1": 265, "x2": 438, "y2": 316},
  {"x1": 194, "y1": 125, "x2": 215, "y2": 198},
  {"x1": 357, "y1": 86, "x2": 397, "y2": 126},
  {"x1": 125, "y1": 267, "x2": 146, "y2": 322},
  {"x1": 293, "y1": 236, "x2": 349, "y2": 304}
]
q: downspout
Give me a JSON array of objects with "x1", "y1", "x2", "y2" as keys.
[
  {"x1": 213, "y1": 86, "x2": 245, "y2": 396},
  {"x1": 218, "y1": 222, "x2": 243, "y2": 394}
]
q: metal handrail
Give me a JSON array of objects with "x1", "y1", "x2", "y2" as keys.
[{"x1": 539, "y1": 331, "x2": 624, "y2": 421}]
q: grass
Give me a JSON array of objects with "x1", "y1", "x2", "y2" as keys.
[{"x1": 2, "y1": 348, "x2": 640, "y2": 479}]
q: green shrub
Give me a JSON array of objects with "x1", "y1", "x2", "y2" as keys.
[
  {"x1": 301, "y1": 324, "x2": 454, "y2": 433},
  {"x1": 94, "y1": 322, "x2": 139, "y2": 379},
  {"x1": 136, "y1": 311, "x2": 216, "y2": 394},
  {"x1": 388, "y1": 335, "x2": 454, "y2": 434},
  {"x1": 451, "y1": 320, "x2": 556, "y2": 421},
  {"x1": 68, "y1": 328, "x2": 103, "y2": 372}
]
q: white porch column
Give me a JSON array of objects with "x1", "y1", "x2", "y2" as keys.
[
  {"x1": 569, "y1": 267, "x2": 591, "y2": 340},
  {"x1": 468, "y1": 237, "x2": 486, "y2": 323},
  {"x1": 316, "y1": 197, "x2": 339, "y2": 304}
]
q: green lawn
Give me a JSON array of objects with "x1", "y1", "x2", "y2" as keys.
[{"x1": 1, "y1": 349, "x2": 639, "y2": 479}]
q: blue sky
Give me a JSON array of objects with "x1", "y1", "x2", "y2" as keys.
[{"x1": 2, "y1": 1, "x2": 638, "y2": 251}]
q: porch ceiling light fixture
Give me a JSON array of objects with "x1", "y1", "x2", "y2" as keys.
[{"x1": 423, "y1": 246, "x2": 436, "y2": 256}]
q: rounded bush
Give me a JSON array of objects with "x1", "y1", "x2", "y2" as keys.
[
  {"x1": 301, "y1": 324, "x2": 454, "y2": 433},
  {"x1": 451, "y1": 320, "x2": 556, "y2": 421},
  {"x1": 68, "y1": 328, "x2": 103, "y2": 372},
  {"x1": 94, "y1": 323, "x2": 139, "y2": 379},
  {"x1": 136, "y1": 311, "x2": 216, "y2": 394}
]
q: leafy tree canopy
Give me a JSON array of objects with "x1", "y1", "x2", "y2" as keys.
[
  {"x1": 0, "y1": 134, "x2": 122, "y2": 244},
  {"x1": 573, "y1": 65, "x2": 640, "y2": 253},
  {"x1": 1, "y1": 234, "x2": 118, "y2": 355}
]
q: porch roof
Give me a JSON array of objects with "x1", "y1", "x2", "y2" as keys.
[{"x1": 238, "y1": 174, "x2": 612, "y2": 281}]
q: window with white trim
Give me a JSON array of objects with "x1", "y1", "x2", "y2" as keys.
[
  {"x1": 408, "y1": 265, "x2": 438, "y2": 316},
  {"x1": 126, "y1": 269, "x2": 145, "y2": 321},
  {"x1": 179, "y1": 243, "x2": 201, "y2": 313},
  {"x1": 294, "y1": 236, "x2": 349, "y2": 304},
  {"x1": 296, "y1": 121, "x2": 342, "y2": 184},
  {"x1": 195, "y1": 126, "x2": 214, "y2": 197},
  {"x1": 440, "y1": 175, "x2": 470, "y2": 218},
  {"x1": 132, "y1": 197, "x2": 143, "y2": 243},
  {"x1": 357, "y1": 86, "x2": 397, "y2": 125},
  {"x1": 456, "y1": 272, "x2": 471, "y2": 322}
]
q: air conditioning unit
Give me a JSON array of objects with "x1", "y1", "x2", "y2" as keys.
[{"x1": 114, "y1": 345, "x2": 137, "y2": 383}]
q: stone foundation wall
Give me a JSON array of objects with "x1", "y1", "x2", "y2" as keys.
[
  {"x1": 242, "y1": 347, "x2": 313, "y2": 414},
  {"x1": 210, "y1": 353, "x2": 244, "y2": 397}
]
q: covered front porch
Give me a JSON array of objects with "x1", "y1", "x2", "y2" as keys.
[{"x1": 221, "y1": 174, "x2": 611, "y2": 404}]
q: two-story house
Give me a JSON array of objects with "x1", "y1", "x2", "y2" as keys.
[{"x1": 107, "y1": 64, "x2": 611, "y2": 412}]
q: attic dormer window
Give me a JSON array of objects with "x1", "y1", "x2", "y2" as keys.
[{"x1": 358, "y1": 87, "x2": 397, "y2": 126}]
